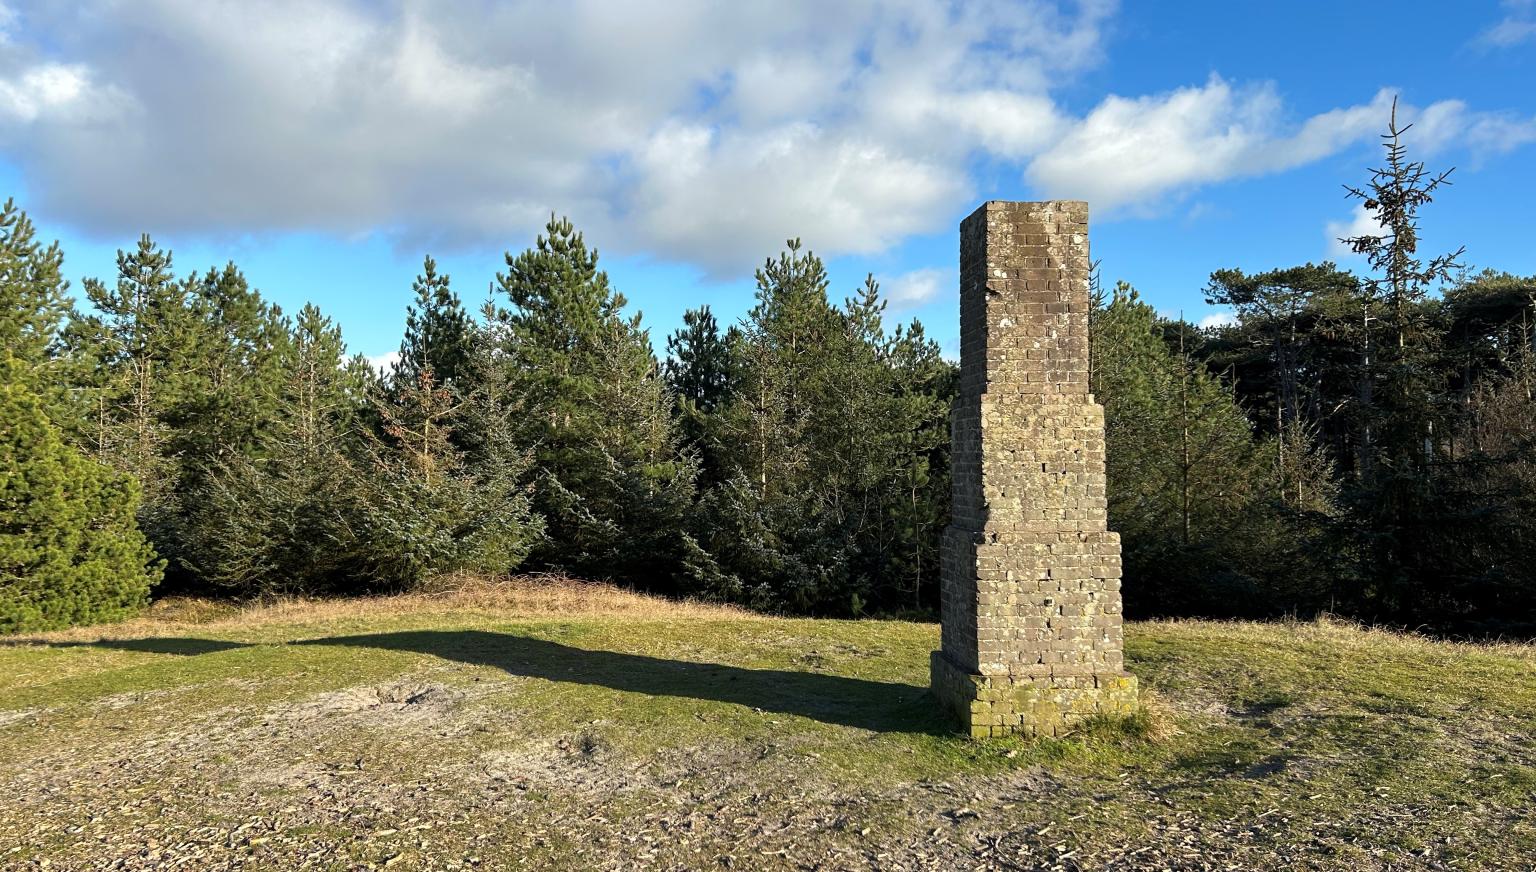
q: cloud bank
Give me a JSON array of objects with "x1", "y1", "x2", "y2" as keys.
[{"x1": 0, "y1": 0, "x2": 1528, "y2": 276}]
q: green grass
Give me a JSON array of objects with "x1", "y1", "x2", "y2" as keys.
[{"x1": 1, "y1": 585, "x2": 1533, "y2": 870}]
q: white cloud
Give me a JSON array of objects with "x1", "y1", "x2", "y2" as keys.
[
  {"x1": 1462, "y1": 111, "x2": 1536, "y2": 157},
  {"x1": 880, "y1": 268, "x2": 947, "y2": 310},
  {"x1": 629, "y1": 122, "x2": 966, "y2": 271},
  {"x1": 864, "y1": 83, "x2": 1064, "y2": 159},
  {"x1": 1325, "y1": 205, "x2": 1387, "y2": 258},
  {"x1": 1023, "y1": 80, "x2": 1530, "y2": 214},
  {"x1": 0, "y1": 63, "x2": 99, "y2": 121},
  {"x1": 1199, "y1": 311, "x2": 1238, "y2": 330},
  {"x1": 367, "y1": 350, "x2": 401, "y2": 374},
  {"x1": 1484, "y1": 17, "x2": 1536, "y2": 45},
  {"x1": 1025, "y1": 80, "x2": 1398, "y2": 212},
  {"x1": 1403, "y1": 98, "x2": 1536, "y2": 158},
  {"x1": 1478, "y1": 0, "x2": 1536, "y2": 47}
]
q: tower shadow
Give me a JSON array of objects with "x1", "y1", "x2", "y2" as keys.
[
  {"x1": 302, "y1": 630, "x2": 946, "y2": 734},
  {"x1": 15, "y1": 630, "x2": 948, "y2": 735}
]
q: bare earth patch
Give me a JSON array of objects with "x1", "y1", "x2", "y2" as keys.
[
  {"x1": 281, "y1": 681, "x2": 467, "y2": 722},
  {"x1": 0, "y1": 708, "x2": 41, "y2": 728}
]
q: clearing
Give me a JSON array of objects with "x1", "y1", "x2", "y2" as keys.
[{"x1": 1, "y1": 578, "x2": 1534, "y2": 871}]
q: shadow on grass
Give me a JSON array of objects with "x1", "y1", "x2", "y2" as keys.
[
  {"x1": 16, "y1": 630, "x2": 948, "y2": 735},
  {"x1": 2, "y1": 636, "x2": 248, "y2": 655}
]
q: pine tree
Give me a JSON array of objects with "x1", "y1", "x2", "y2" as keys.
[
  {"x1": 178, "y1": 304, "x2": 373, "y2": 596},
  {"x1": 665, "y1": 305, "x2": 738, "y2": 486},
  {"x1": 282, "y1": 304, "x2": 369, "y2": 455},
  {"x1": 1363, "y1": 338, "x2": 1536, "y2": 633},
  {"x1": 124, "y1": 263, "x2": 292, "y2": 584},
  {"x1": 1442, "y1": 270, "x2": 1536, "y2": 420},
  {"x1": 1333, "y1": 99, "x2": 1467, "y2": 620},
  {"x1": 74, "y1": 235, "x2": 192, "y2": 523},
  {"x1": 1340, "y1": 96, "x2": 1464, "y2": 478},
  {"x1": 665, "y1": 305, "x2": 735, "y2": 412},
  {"x1": 393, "y1": 255, "x2": 472, "y2": 392},
  {"x1": 487, "y1": 216, "x2": 697, "y2": 585},
  {"x1": 721, "y1": 239, "x2": 842, "y2": 499},
  {"x1": 1204, "y1": 263, "x2": 1363, "y2": 448},
  {"x1": 354, "y1": 370, "x2": 543, "y2": 588},
  {"x1": 692, "y1": 241, "x2": 843, "y2": 609},
  {"x1": 1091, "y1": 282, "x2": 1335, "y2": 615},
  {"x1": 692, "y1": 246, "x2": 954, "y2": 614},
  {"x1": 1, "y1": 354, "x2": 161, "y2": 632},
  {"x1": 173, "y1": 263, "x2": 290, "y2": 466},
  {"x1": 0, "y1": 199, "x2": 80, "y2": 431},
  {"x1": 872, "y1": 317, "x2": 954, "y2": 613}
]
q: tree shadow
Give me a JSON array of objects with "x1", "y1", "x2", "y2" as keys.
[{"x1": 12, "y1": 630, "x2": 950, "y2": 735}]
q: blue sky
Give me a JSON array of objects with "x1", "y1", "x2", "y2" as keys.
[{"x1": 1, "y1": 1, "x2": 1532, "y2": 364}]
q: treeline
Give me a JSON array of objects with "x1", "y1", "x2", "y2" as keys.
[
  {"x1": 2, "y1": 213, "x2": 956, "y2": 630},
  {"x1": 3, "y1": 113, "x2": 1533, "y2": 635},
  {"x1": 1121, "y1": 108, "x2": 1536, "y2": 633},
  {"x1": 1191, "y1": 264, "x2": 1536, "y2": 632}
]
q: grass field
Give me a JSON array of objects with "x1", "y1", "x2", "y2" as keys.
[{"x1": 2, "y1": 578, "x2": 1534, "y2": 871}]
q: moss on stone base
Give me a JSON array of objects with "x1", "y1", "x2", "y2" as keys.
[{"x1": 930, "y1": 650, "x2": 1138, "y2": 738}]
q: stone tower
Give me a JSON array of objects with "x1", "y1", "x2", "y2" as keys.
[{"x1": 930, "y1": 200, "x2": 1138, "y2": 738}]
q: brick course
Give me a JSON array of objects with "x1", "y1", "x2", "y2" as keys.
[{"x1": 931, "y1": 200, "x2": 1139, "y2": 738}]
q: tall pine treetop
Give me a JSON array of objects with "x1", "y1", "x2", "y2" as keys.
[
  {"x1": 750, "y1": 238, "x2": 837, "y2": 351},
  {"x1": 496, "y1": 215, "x2": 638, "y2": 358},
  {"x1": 0, "y1": 198, "x2": 72, "y2": 374},
  {"x1": 395, "y1": 255, "x2": 472, "y2": 390},
  {"x1": 665, "y1": 305, "x2": 734, "y2": 411}
]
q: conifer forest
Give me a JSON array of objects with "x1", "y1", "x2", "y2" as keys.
[{"x1": 3, "y1": 125, "x2": 1535, "y2": 637}]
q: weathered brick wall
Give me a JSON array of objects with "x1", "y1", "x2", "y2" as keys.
[{"x1": 932, "y1": 200, "x2": 1138, "y2": 738}]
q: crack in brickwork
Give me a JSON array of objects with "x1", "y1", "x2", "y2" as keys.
[{"x1": 931, "y1": 200, "x2": 1139, "y2": 738}]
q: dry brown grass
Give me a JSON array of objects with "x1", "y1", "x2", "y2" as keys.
[
  {"x1": 1129, "y1": 688, "x2": 1183, "y2": 742},
  {"x1": 16, "y1": 573, "x2": 757, "y2": 643},
  {"x1": 1141, "y1": 613, "x2": 1536, "y2": 661},
  {"x1": 420, "y1": 572, "x2": 755, "y2": 618}
]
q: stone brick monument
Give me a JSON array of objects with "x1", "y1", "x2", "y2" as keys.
[{"x1": 931, "y1": 200, "x2": 1138, "y2": 738}]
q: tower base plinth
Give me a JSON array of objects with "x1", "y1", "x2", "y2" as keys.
[{"x1": 930, "y1": 651, "x2": 1138, "y2": 739}]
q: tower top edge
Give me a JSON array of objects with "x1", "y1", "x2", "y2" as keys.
[{"x1": 962, "y1": 200, "x2": 1089, "y2": 225}]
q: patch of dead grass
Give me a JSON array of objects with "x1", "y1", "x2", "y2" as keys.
[
  {"x1": 1126, "y1": 688, "x2": 1183, "y2": 742},
  {"x1": 1140, "y1": 613, "x2": 1536, "y2": 661},
  {"x1": 9, "y1": 574, "x2": 756, "y2": 645}
]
